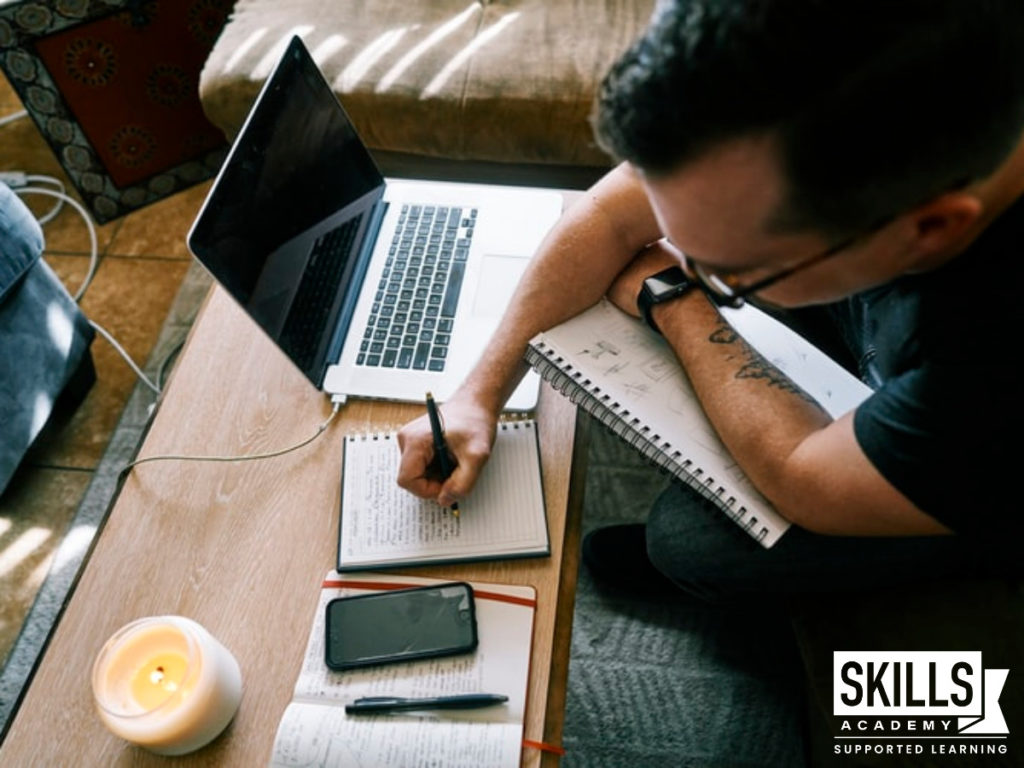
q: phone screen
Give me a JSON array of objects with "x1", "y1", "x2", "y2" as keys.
[{"x1": 325, "y1": 582, "x2": 478, "y2": 670}]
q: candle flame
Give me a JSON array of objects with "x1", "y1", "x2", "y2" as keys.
[
  {"x1": 129, "y1": 652, "x2": 188, "y2": 709},
  {"x1": 147, "y1": 665, "x2": 178, "y2": 692}
]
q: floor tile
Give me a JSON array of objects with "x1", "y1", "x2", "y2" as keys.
[
  {"x1": 0, "y1": 467, "x2": 91, "y2": 668},
  {"x1": 0, "y1": 72, "x2": 23, "y2": 117},
  {"x1": 0, "y1": 118, "x2": 123, "y2": 255},
  {"x1": 27, "y1": 255, "x2": 190, "y2": 469},
  {"x1": 106, "y1": 180, "x2": 212, "y2": 259}
]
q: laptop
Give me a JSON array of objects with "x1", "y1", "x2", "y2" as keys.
[{"x1": 187, "y1": 36, "x2": 562, "y2": 410}]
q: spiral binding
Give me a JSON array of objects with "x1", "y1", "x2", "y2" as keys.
[
  {"x1": 345, "y1": 419, "x2": 535, "y2": 442},
  {"x1": 346, "y1": 432, "x2": 395, "y2": 442},
  {"x1": 497, "y1": 415, "x2": 536, "y2": 431},
  {"x1": 525, "y1": 343, "x2": 769, "y2": 544},
  {"x1": 498, "y1": 421, "x2": 533, "y2": 430}
]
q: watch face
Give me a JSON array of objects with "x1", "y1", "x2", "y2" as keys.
[{"x1": 646, "y1": 267, "x2": 689, "y2": 298}]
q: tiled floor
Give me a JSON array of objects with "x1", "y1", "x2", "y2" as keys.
[{"x1": 0, "y1": 73, "x2": 212, "y2": 667}]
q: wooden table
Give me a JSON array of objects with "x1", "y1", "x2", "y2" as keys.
[{"x1": 0, "y1": 284, "x2": 586, "y2": 766}]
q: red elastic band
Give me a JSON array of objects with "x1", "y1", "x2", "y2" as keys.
[{"x1": 522, "y1": 738, "x2": 567, "y2": 756}]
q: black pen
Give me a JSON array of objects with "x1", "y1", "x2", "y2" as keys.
[
  {"x1": 425, "y1": 391, "x2": 459, "y2": 516},
  {"x1": 345, "y1": 694, "x2": 508, "y2": 715}
]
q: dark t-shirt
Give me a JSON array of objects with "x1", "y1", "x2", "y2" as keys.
[{"x1": 848, "y1": 194, "x2": 1024, "y2": 536}]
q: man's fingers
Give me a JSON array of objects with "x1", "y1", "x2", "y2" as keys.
[
  {"x1": 437, "y1": 438, "x2": 491, "y2": 507},
  {"x1": 396, "y1": 436, "x2": 438, "y2": 494},
  {"x1": 403, "y1": 476, "x2": 444, "y2": 499}
]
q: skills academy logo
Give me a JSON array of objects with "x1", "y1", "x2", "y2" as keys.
[{"x1": 832, "y1": 652, "x2": 1010, "y2": 760}]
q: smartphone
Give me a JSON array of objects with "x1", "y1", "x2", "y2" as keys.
[{"x1": 325, "y1": 582, "x2": 478, "y2": 670}]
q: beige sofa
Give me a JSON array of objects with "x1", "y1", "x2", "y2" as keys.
[{"x1": 199, "y1": 0, "x2": 656, "y2": 188}]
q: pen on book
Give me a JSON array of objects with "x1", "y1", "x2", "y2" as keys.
[
  {"x1": 345, "y1": 694, "x2": 508, "y2": 715},
  {"x1": 425, "y1": 391, "x2": 460, "y2": 517}
]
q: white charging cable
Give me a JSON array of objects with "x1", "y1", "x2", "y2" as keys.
[
  {"x1": 87, "y1": 320, "x2": 162, "y2": 395},
  {"x1": 21, "y1": 174, "x2": 66, "y2": 224},
  {"x1": 0, "y1": 108, "x2": 28, "y2": 127},
  {"x1": 5, "y1": 171, "x2": 342, "y2": 472},
  {"x1": 6, "y1": 175, "x2": 169, "y2": 395},
  {"x1": 14, "y1": 183, "x2": 98, "y2": 301},
  {"x1": 119, "y1": 401, "x2": 342, "y2": 479}
]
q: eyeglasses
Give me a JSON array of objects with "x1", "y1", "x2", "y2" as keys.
[{"x1": 678, "y1": 233, "x2": 860, "y2": 308}]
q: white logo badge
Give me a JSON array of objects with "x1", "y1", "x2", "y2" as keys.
[{"x1": 834, "y1": 652, "x2": 1008, "y2": 734}]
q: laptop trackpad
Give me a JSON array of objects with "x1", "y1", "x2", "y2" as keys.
[{"x1": 471, "y1": 254, "x2": 529, "y2": 318}]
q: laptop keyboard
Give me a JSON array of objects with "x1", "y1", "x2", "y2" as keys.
[
  {"x1": 356, "y1": 204, "x2": 477, "y2": 372},
  {"x1": 280, "y1": 216, "x2": 362, "y2": 373}
]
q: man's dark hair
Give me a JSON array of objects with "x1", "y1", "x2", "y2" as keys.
[{"x1": 594, "y1": 0, "x2": 1024, "y2": 238}]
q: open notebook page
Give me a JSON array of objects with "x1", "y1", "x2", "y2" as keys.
[
  {"x1": 269, "y1": 573, "x2": 536, "y2": 768},
  {"x1": 338, "y1": 421, "x2": 548, "y2": 569}
]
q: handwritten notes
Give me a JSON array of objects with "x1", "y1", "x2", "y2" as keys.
[
  {"x1": 270, "y1": 574, "x2": 535, "y2": 768},
  {"x1": 338, "y1": 422, "x2": 548, "y2": 570}
]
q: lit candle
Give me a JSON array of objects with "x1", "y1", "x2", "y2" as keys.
[{"x1": 91, "y1": 616, "x2": 242, "y2": 755}]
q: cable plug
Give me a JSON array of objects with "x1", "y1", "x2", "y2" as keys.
[{"x1": 0, "y1": 171, "x2": 28, "y2": 188}]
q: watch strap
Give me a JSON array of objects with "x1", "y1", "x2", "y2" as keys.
[{"x1": 637, "y1": 266, "x2": 693, "y2": 334}]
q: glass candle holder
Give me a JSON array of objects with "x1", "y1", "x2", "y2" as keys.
[{"x1": 91, "y1": 616, "x2": 242, "y2": 755}]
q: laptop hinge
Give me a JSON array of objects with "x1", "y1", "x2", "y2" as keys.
[{"x1": 319, "y1": 196, "x2": 389, "y2": 385}]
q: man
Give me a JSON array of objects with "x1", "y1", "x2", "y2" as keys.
[{"x1": 397, "y1": 0, "x2": 1024, "y2": 601}]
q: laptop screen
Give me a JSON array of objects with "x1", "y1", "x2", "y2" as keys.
[{"x1": 188, "y1": 37, "x2": 384, "y2": 383}]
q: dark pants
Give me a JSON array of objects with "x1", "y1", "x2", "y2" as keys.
[{"x1": 646, "y1": 482, "x2": 1020, "y2": 603}]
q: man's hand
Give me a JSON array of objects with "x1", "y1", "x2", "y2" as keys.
[
  {"x1": 397, "y1": 393, "x2": 498, "y2": 508},
  {"x1": 606, "y1": 239, "x2": 685, "y2": 316}
]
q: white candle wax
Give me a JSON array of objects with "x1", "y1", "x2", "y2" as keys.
[{"x1": 91, "y1": 616, "x2": 242, "y2": 755}]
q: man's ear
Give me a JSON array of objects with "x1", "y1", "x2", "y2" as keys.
[{"x1": 900, "y1": 192, "x2": 983, "y2": 269}]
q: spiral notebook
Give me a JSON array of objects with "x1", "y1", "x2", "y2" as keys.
[
  {"x1": 525, "y1": 300, "x2": 871, "y2": 547},
  {"x1": 337, "y1": 421, "x2": 549, "y2": 569}
]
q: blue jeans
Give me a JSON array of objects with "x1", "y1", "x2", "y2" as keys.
[
  {"x1": 0, "y1": 183, "x2": 94, "y2": 494},
  {"x1": 646, "y1": 482, "x2": 1019, "y2": 603}
]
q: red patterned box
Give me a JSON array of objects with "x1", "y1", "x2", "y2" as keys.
[{"x1": 1, "y1": 0, "x2": 232, "y2": 222}]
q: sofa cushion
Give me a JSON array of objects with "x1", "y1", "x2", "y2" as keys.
[{"x1": 199, "y1": 0, "x2": 654, "y2": 174}]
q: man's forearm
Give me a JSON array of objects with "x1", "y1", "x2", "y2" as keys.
[
  {"x1": 653, "y1": 291, "x2": 833, "y2": 514},
  {"x1": 458, "y1": 164, "x2": 662, "y2": 412}
]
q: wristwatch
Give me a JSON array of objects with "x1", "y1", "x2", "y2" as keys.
[{"x1": 636, "y1": 266, "x2": 695, "y2": 334}]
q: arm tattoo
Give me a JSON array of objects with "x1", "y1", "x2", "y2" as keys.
[{"x1": 708, "y1": 318, "x2": 819, "y2": 405}]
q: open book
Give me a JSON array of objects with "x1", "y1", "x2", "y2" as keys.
[
  {"x1": 270, "y1": 573, "x2": 536, "y2": 768},
  {"x1": 337, "y1": 421, "x2": 548, "y2": 570},
  {"x1": 526, "y1": 299, "x2": 871, "y2": 547}
]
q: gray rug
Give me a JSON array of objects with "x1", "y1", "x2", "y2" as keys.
[
  {"x1": 562, "y1": 424, "x2": 807, "y2": 767},
  {"x1": 1, "y1": 266, "x2": 808, "y2": 765}
]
